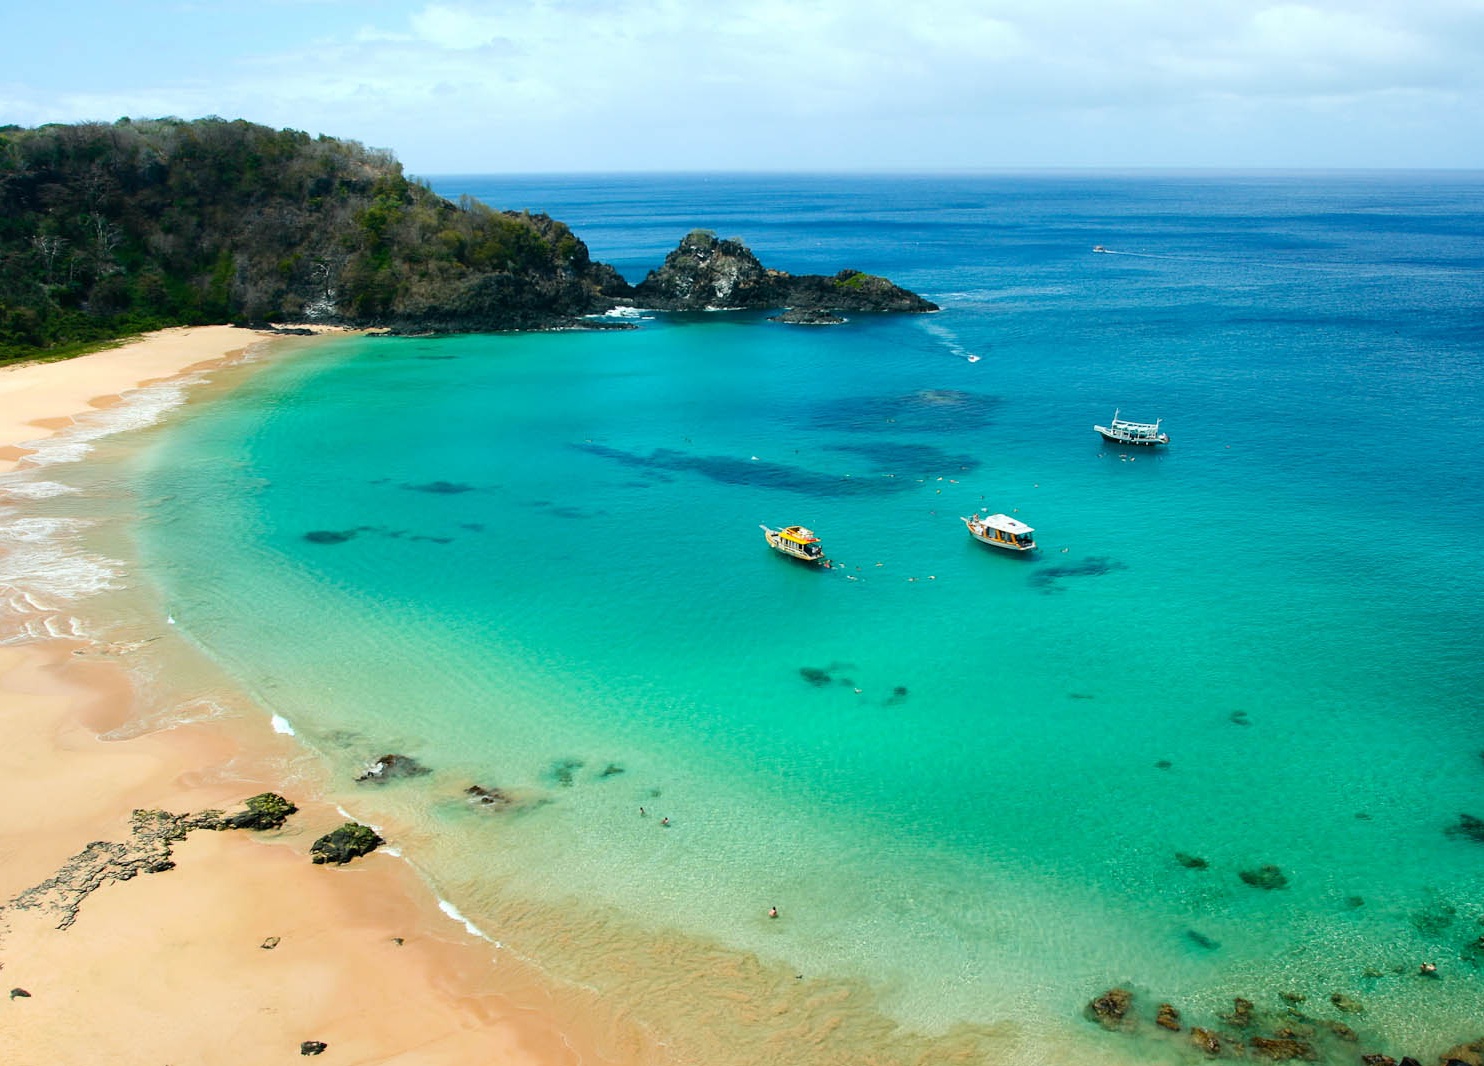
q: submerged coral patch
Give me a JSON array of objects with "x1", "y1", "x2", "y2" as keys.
[
  {"x1": 574, "y1": 443, "x2": 917, "y2": 497},
  {"x1": 810, "y1": 389, "x2": 1000, "y2": 435},
  {"x1": 546, "y1": 758, "x2": 585, "y2": 787},
  {"x1": 404, "y1": 480, "x2": 475, "y2": 494},
  {"x1": 304, "y1": 529, "x2": 358, "y2": 544},
  {"x1": 1028, "y1": 556, "x2": 1128, "y2": 593}
]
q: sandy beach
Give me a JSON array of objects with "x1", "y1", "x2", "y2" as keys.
[{"x1": 0, "y1": 329, "x2": 632, "y2": 1066}]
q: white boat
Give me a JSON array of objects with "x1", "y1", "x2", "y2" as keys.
[
  {"x1": 760, "y1": 524, "x2": 830, "y2": 567},
  {"x1": 1094, "y1": 409, "x2": 1169, "y2": 447},
  {"x1": 962, "y1": 513, "x2": 1036, "y2": 553}
]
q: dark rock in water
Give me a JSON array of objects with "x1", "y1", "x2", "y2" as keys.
[
  {"x1": 261, "y1": 936, "x2": 281, "y2": 950},
  {"x1": 1247, "y1": 1034, "x2": 1316, "y2": 1061},
  {"x1": 219, "y1": 792, "x2": 298, "y2": 831},
  {"x1": 310, "y1": 823, "x2": 384, "y2": 865},
  {"x1": 1155, "y1": 759, "x2": 1173, "y2": 769},
  {"x1": 599, "y1": 763, "x2": 625, "y2": 778},
  {"x1": 1222, "y1": 997, "x2": 1256, "y2": 1028},
  {"x1": 1190, "y1": 1027, "x2": 1221, "y2": 1055},
  {"x1": 1239, "y1": 864, "x2": 1288, "y2": 890},
  {"x1": 356, "y1": 754, "x2": 432, "y2": 783},
  {"x1": 632, "y1": 230, "x2": 936, "y2": 314},
  {"x1": 1085, "y1": 987, "x2": 1133, "y2": 1030},
  {"x1": 1441, "y1": 1038, "x2": 1484, "y2": 1066},
  {"x1": 1345, "y1": 895, "x2": 1365, "y2": 909},
  {"x1": 1229, "y1": 710, "x2": 1251, "y2": 726},
  {"x1": 404, "y1": 480, "x2": 475, "y2": 494},
  {"x1": 1444, "y1": 813, "x2": 1484, "y2": 843},
  {"x1": 1185, "y1": 929, "x2": 1220, "y2": 950},
  {"x1": 1322, "y1": 1019, "x2": 1357, "y2": 1041},
  {"x1": 1279, "y1": 990, "x2": 1306, "y2": 1005},
  {"x1": 1156, "y1": 1002, "x2": 1182, "y2": 1031},
  {"x1": 300, "y1": 1040, "x2": 328, "y2": 1056},
  {"x1": 1361, "y1": 1056, "x2": 1398, "y2": 1066},
  {"x1": 1329, "y1": 992, "x2": 1363, "y2": 1013},
  {"x1": 9, "y1": 987, "x2": 31, "y2": 999},
  {"x1": 1175, "y1": 852, "x2": 1209, "y2": 870},
  {"x1": 799, "y1": 666, "x2": 832, "y2": 687},
  {"x1": 304, "y1": 529, "x2": 357, "y2": 544},
  {"x1": 464, "y1": 784, "x2": 512, "y2": 808},
  {"x1": 1355, "y1": 811, "x2": 1372, "y2": 820},
  {"x1": 1397, "y1": 1058, "x2": 1421, "y2": 1066},
  {"x1": 771, "y1": 307, "x2": 846, "y2": 326}
]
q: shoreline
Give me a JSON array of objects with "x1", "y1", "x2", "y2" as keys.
[{"x1": 0, "y1": 328, "x2": 635, "y2": 1065}]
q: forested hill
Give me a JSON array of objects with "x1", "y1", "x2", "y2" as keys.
[{"x1": 0, "y1": 117, "x2": 630, "y2": 359}]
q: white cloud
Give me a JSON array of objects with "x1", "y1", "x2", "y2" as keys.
[{"x1": 6, "y1": 0, "x2": 1483, "y2": 169}]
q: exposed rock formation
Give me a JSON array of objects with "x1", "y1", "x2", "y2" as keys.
[
  {"x1": 632, "y1": 230, "x2": 936, "y2": 314},
  {"x1": 1, "y1": 798, "x2": 296, "y2": 930},
  {"x1": 310, "y1": 823, "x2": 385, "y2": 865},
  {"x1": 1155, "y1": 1002, "x2": 1181, "y2": 1031},
  {"x1": 218, "y1": 792, "x2": 298, "y2": 831}
]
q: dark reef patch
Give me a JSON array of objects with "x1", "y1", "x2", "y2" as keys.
[
  {"x1": 304, "y1": 529, "x2": 359, "y2": 544},
  {"x1": 575, "y1": 443, "x2": 916, "y2": 497},
  {"x1": 1239, "y1": 864, "x2": 1288, "y2": 890},
  {"x1": 546, "y1": 758, "x2": 585, "y2": 787},
  {"x1": 800, "y1": 666, "x2": 833, "y2": 687},
  {"x1": 1175, "y1": 852, "x2": 1209, "y2": 869},
  {"x1": 1185, "y1": 929, "x2": 1220, "y2": 950},
  {"x1": 799, "y1": 662, "x2": 858, "y2": 689},
  {"x1": 821, "y1": 440, "x2": 981, "y2": 479},
  {"x1": 810, "y1": 389, "x2": 1000, "y2": 435},
  {"x1": 1444, "y1": 813, "x2": 1484, "y2": 843},
  {"x1": 403, "y1": 480, "x2": 476, "y2": 494},
  {"x1": 1028, "y1": 556, "x2": 1127, "y2": 593}
]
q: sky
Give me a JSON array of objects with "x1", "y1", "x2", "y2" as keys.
[{"x1": 3, "y1": 0, "x2": 1483, "y2": 174}]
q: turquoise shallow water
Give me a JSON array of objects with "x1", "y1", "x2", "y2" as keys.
[{"x1": 30, "y1": 174, "x2": 1484, "y2": 1060}]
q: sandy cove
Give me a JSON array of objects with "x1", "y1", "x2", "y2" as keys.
[{"x1": 0, "y1": 330, "x2": 642, "y2": 1065}]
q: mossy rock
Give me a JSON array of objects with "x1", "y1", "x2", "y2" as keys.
[
  {"x1": 310, "y1": 822, "x2": 385, "y2": 865},
  {"x1": 220, "y1": 792, "x2": 298, "y2": 831}
]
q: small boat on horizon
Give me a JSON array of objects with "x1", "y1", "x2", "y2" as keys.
[
  {"x1": 1094, "y1": 409, "x2": 1169, "y2": 447},
  {"x1": 962, "y1": 513, "x2": 1036, "y2": 553},
  {"x1": 761, "y1": 524, "x2": 830, "y2": 567},
  {"x1": 1093, "y1": 245, "x2": 1110, "y2": 253}
]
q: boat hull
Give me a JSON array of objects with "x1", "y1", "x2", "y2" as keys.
[
  {"x1": 1095, "y1": 428, "x2": 1168, "y2": 447},
  {"x1": 967, "y1": 530, "x2": 1036, "y2": 553}
]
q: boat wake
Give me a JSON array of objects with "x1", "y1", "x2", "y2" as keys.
[{"x1": 919, "y1": 320, "x2": 982, "y2": 363}]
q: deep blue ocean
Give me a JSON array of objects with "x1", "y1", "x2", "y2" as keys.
[{"x1": 57, "y1": 173, "x2": 1484, "y2": 1063}]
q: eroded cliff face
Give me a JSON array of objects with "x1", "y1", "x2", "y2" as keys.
[{"x1": 632, "y1": 230, "x2": 937, "y2": 314}]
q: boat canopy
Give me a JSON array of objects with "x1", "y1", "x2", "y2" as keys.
[
  {"x1": 778, "y1": 526, "x2": 820, "y2": 545},
  {"x1": 981, "y1": 513, "x2": 1033, "y2": 535}
]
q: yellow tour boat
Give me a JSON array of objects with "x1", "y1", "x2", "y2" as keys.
[{"x1": 760, "y1": 524, "x2": 830, "y2": 567}]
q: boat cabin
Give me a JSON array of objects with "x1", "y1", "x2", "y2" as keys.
[{"x1": 963, "y1": 513, "x2": 1036, "y2": 553}]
